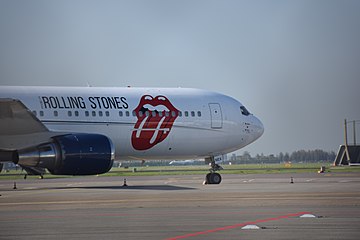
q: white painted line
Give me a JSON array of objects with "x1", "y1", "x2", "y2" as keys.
[
  {"x1": 242, "y1": 179, "x2": 255, "y2": 183},
  {"x1": 300, "y1": 214, "x2": 316, "y2": 218},
  {"x1": 241, "y1": 225, "x2": 261, "y2": 230}
]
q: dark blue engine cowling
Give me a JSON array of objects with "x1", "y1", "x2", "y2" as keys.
[{"x1": 49, "y1": 133, "x2": 114, "y2": 175}]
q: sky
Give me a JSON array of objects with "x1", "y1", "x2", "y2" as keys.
[{"x1": 0, "y1": 0, "x2": 359, "y2": 156}]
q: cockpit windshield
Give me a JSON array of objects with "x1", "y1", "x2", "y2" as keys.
[{"x1": 240, "y1": 106, "x2": 251, "y2": 116}]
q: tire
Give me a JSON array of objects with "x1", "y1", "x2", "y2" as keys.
[
  {"x1": 205, "y1": 173, "x2": 211, "y2": 184},
  {"x1": 207, "y1": 173, "x2": 222, "y2": 184}
]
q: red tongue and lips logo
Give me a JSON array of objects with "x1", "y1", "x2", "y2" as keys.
[{"x1": 132, "y1": 95, "x2": 179, "y2": 150}]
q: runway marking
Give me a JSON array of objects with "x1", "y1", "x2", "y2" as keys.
[
  {"x1": 165, "y1": 211, "x2": 311, "y2": 240},
  {"x1": 242, "y1": 179, "x2": 255, "y2": 183}
]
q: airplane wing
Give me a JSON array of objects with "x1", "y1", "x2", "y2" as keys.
[
  {"x1": 0, "y1": 98, "x2": 48, "y2": 135},
  {"x1": 0, "y1": 99, "x2": 60, "y2": 175},
  {"x1": 0, "y1": 99, "x2": 65, "y2": 150}
]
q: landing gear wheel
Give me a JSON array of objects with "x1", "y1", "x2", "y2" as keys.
[
  {"x1": 203, "y1": 156, "x2": 224, "y2": 185},
  {"x1": 205, "y1": 173, "x2": 222, "y2": 184}
]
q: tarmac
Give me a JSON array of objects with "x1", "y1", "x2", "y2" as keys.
[{"x1": 1, "y1": 172, "x2": 360, "y2": 239}]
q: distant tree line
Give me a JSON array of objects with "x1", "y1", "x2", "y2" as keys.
[{"x1": 231, "y1": 149, "x2": 336, "y2": 164}]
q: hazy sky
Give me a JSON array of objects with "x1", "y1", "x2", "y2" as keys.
[{"x1": 0, "y1": 0, "x2": 359, "y2": 156}]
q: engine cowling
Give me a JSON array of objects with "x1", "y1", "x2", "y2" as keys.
[{"x1": 16, "y1": 133, "x2": 115, "y2": 175}]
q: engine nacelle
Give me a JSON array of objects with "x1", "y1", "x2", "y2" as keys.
[{"x1": 16, "y1": 133, "x2": 115, "y2": 175}]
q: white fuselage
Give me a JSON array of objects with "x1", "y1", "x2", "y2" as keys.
[{"x1": 0, "y1": 86, "x2": 264, "y2": 161}]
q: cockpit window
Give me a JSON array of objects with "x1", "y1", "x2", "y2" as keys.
[{"x1": 240, "y1": 106, "x2": 251, "y2": 116}]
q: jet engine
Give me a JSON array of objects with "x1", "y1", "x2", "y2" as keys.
[{"x1": 15, "y1": 133, "x2": 114, "y2": 175}]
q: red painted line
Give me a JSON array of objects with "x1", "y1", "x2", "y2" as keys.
[{"x1": 165, "y1": 211, "x2": 311, "y2": 240}]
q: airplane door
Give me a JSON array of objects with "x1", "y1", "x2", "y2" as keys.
[{"x1": 209, "y1": 103, "x2": 223, "y2": 128}]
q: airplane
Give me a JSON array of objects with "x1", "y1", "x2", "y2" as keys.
[{"x1": 0, "y1": 86, "x2": 264, "y2": 184}]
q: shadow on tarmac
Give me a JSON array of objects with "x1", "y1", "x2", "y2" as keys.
[
  {"x1": 71, "y1": 185, "x2": 196, "y2": 191},
  {"x1": 0, "y1": 185, "x2": 197, "y2": 191}
]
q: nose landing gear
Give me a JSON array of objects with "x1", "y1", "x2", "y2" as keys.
[{"x1": 204, "y1": 157, "x2": 223, "y2": 184}]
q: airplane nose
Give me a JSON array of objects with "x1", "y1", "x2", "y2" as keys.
[{"x1": 252, "y1": 116, "x2": 264, "y2": 140}]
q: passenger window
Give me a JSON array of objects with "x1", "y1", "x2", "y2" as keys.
[
  {"x1": 75, "y1": 111, "x2": 79, "y2": 117},
  {"x1": 32, "y1": 111, "x2": 37, "y2": 116},
  {"x1": 68, "y1": 111, "x2": 72, "y2": 117},
  {"x1": 40, "y1": 111, "x2": 44, "y2": 117},
  {"x1": 92, "y1": 111, "x2": 96, "y2": 117},
  {"x1": 185, "y1": 111, "x2": 189, "y2": 117},
  {"x1": 171, "y1": 111, "x2": 176, "y2": 117},
  {"x1": 119, "y1": 111, "x2": 123, "y2": 117},
  {"x1": 132, "y1": 111, "x2": 136, "y2": 116},
  {"x1": 240, "y1": 106, "x2": 250, "y2": 116},
  {"x1": 105, "y1": 111, "x2": 109, "y2": 117},
  {"x1": 191, "y1": 111, "x2": 195, "y2": 117},
  {"x1": 125, "y1": 111, "x2": 130, "y2": 117},
  {"x1": 152, "y1": 111, "x2": 156, "y2": 117},
  {"x1": 54, "y1": 111, "x2": 58, "y2": 117},
  {"x1": 85, "y1": 111, "x2": 89, "y2": 117},
  {"x1": 178, "y1": 111, "x2": 182, "y2": 117},
  {"x1": 99, "y1": 111, "x2": 103, "y2": 117},
  {"x1": 158, "y1": 111, "x2": 163, "y2": 117},
  {"x1": 165, "y1": 111, "x2": 170, "y2": 117},
  {"x1": 138, "y1": 111, "x2": 143, "y2": 117},
  {"x1": 197, "y1": 111, "x2": 201, "y2": 117}
]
